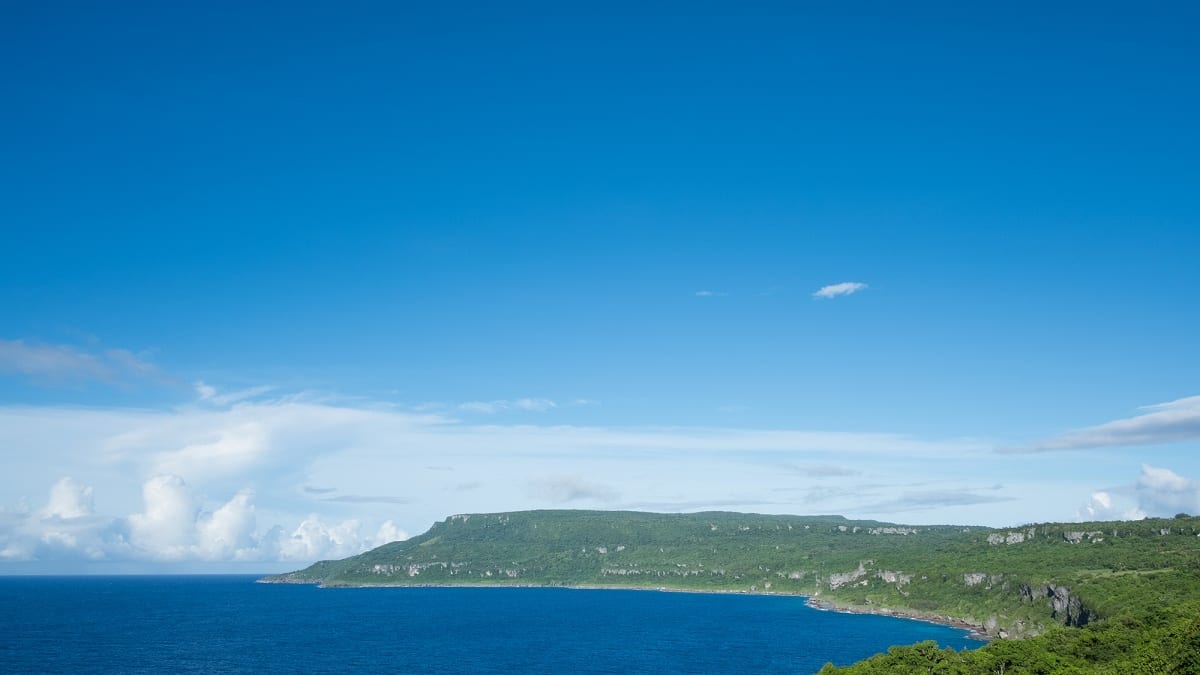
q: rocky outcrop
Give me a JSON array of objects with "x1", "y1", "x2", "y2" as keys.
[
  {"x1": 828, "y1": 563, "x2": 868, "y2": 590},
  {"x1": 868, "y1": 527, "x2": 918, "y2": 536},
  {"x1": 1020, "y1": 583, "x2": 1093, "y2": 627},
  {"x1": 877, "y1": 570, "x2": 912, "y2": 586},
  {"x1": 987, "y1": 527, "x2": 1036, "y2": 545}
]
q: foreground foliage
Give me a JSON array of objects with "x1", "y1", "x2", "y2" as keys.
[
  {"x1": 265, "y1": 510, "x2": 1200, "y2": 673},
  {"x1": 819, "y1": 605, "x2": 1200, "y2": 674}
]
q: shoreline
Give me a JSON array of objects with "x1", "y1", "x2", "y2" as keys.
[
  {"x1": 803, "y1": 597, "x2": 991, "y2": 642},
  {"x1": 258, "y1": 577, "x2": 990, "y2": 640}
]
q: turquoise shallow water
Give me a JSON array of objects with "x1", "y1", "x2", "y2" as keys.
[{"x1": 0, "y1": 576, "x2": 980, "y2": 673}]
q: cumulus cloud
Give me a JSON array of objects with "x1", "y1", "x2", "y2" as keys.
[
  {"x1": 1076, "y1": 465, "x2": 1200, "y2": 522},
  {"x1": 2, "y1": 481, "x2": 121, "y2": 562},
  {"x1": 0, "y1": 475, "x2": 403, "y2": 564},
  {"x1": 812, "y1": 282, "x2": 868, "y2": 299},
  {"x1": 0, "y1": 339, "x2": 167, "y2": 386},
  {"x1": 1136, "y1": 464, "x2": 1200, "y2": 516},
  {"x1": 196, "y1": 489, "x2": 258, "y2": 560},
  {"x1": 127, "y1": 475, "x2": 199, "y2": 558},
  {"x1": 373, "y1": 521, "x2": 407, "y2": 546},
  {"x1": 1023, "y1": 396, "x2": 1200, "y2": 452},
  {"x1": 269, "y1": 516, "x2": 367, "y2": 561},
  {"x1": 42, "y1": 477, "x2": 95, "y2": 519},
  {"x1": 1076, "y1": 490, "x2": 1146, "y2": 522}
]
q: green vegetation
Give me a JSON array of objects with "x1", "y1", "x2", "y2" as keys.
[{"x1": 264, "y1": 510, "x2": 1200, "y2": 673}]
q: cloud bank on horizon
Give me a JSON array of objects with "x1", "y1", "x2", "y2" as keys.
[
  {"x1": 3, "y1": 372, "x2": 1200, "y2": 569},
  {"x1": 3, "y1": 474, "x2": 404, "y2": 565}
]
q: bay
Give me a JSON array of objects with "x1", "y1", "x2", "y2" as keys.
[{"x1": 0, "y1": 576, "x2": 980, "y2": 673}]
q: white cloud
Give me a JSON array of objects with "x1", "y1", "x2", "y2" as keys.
[
  {"x1": 195, "y1": 382, "x2": 218, "y2": 400},
  {"x1": 150, "y1": 422, "x2": 269, "y2": 481},
  {"x1": 812, "y1": 281, "x2": 868, "y2": 299},
  {"x1": 459, "y1": 398, "x2": 557, "y2": 414},
  {"x1": 0, "y1": 338, "x2": 166, "y2": 385},
  {"x1": 1024, "y1": 396, "x2": 1200, "y2": 451},
  {"x1": 694, "y1": 290, "x2": 729, "y2": 297},
  {"x1": 1078, "y1": 491, "x2": 1114, "y2": 520},
  {"x1": 1076, "y1": 465, "x2": 1200, "y2": 521},
  {"x1": 0, "y1": 340, "x2": 109, "y2": 380},
  {"x1": 196, "y1": 379, "x2": 276, "y2": 403},
  {"x1": 0, "y1": 396, "x2": 1002, "y2": 568},
  {"x1": 270, "y1": 516, "x2": 366, "y2": 561},
  {"x1": 196, "y1": 489, "x2": 258, "y2": 560},
  {"x1": 1136, "y1": 464, "x2": 1200, "y2": 516},
  {"x1": 373, "y1": 520, "x2": 407, "y2": 546},
  {"x1": 0, "y1": 475, "x2": 402, "y2": 564},
  {"x1": 195, "y1": 381, "x2": 276, "y2": 406},
  {"x1": 42, "y1": 478, "x2": 95, "y2": 519},
  {"x1": 127, "y1": 475, "x2": 201, "y2": 559},
  {"x1": 1076, "y1": 490, "x2": 1146, "y2": 521}
]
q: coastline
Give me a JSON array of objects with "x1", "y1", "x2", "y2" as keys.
[
  {"x1": 803, "y1": 597, "x2": 991, "y2": 642},
  {"x1": 258, "y1": 576, "x2": 990, "y2": 640}
]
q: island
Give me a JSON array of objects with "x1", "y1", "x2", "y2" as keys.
[{"x1": 262, "y1": 510, "x2": 1200, "y2": 673}]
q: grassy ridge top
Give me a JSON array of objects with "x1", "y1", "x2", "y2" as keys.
[{"x1": 265, "y1": 510, "x2": 1200, "y2": 673}]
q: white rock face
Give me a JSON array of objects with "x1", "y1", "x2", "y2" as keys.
[
  {"x1": 869, "y1": 527, "x2": 918, "y2": 536},
  {"x1": 963, "y1": 573, "x2": 988, "y2": 587},
  {"x1": 988, "y1": 528, "x2": 1034, "y2": 545},
  {"x1": 877, "y1": 570, "x2": 912, "y2": 586},
  {"x1": 828, "y1": 563, "x2": 867, "y2": 590}
]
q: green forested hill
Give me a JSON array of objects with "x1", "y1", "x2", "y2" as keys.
[{"x1": 263, "y1": 510, "x2": 1200, "y2": 673}]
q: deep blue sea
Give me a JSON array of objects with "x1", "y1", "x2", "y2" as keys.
[{"x1": 0, "y1": 576, "x2": 980, "y2": 674}]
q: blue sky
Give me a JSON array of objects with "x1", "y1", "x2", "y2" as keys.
[{"x1": 2, "y1": 2, "x2": 1198, "y2": 572}]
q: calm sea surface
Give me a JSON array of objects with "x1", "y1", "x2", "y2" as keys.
[{"x1": 0, "y1": 576, "x2": 980, "y2": 674}]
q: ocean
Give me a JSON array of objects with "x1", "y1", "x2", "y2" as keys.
[{"x1": 0, "y1": 576, "x2": 980, "y2": 673}]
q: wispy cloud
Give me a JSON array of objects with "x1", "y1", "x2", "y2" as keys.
[
  {"x1": 195, "y1": 382, "x2": 276, "y2": 406},
  {"x1": 458, "y1": 398, "x2": 558, "y2": 414},
  {"x1": 853, "y1": 488, "x2": 1014, "y2": 514},
  {"x1": 812, "y1": 282, "x2": 868, "y2": 299},
  {"x1": 614, "y1": 498, "x2": 777, "y2": 511},
  {"x1": 694, "y1": 290, "x2": 730, "y2": 297},
  {"x1": 0, "y1": 339, "x2": 167, "y2": 386},
  {"x1": 781, "y1": 463, "x2": 862, "y2": 478},
  {"x1": 320, "y1": 494, "x2": 409, "y2": 504},
  {"x1": 527, "y1": 475, "x2": 618, "y2": 504},
  {"x1": 301, "y1": 486, "x2": 337, "y2": 495},
  {"x1": 1017, "y1": 395, "x2": 1200, "y2": 452}
]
